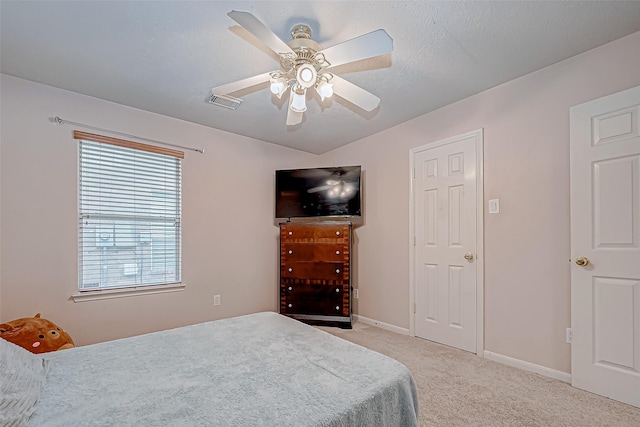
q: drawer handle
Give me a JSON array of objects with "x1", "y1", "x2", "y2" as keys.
[
  {"x1": 336, "y1": 231, "x2": 340, "y2": 236},
  {"x1": 288, "y1": 286, "x2": 293, "y2": 291},
  {"x1": 288, "y1": 231, "x2": 293, "y2": 236},
  {"x1": 288, "y1": 268, "x2": 293, "y2": 273},
  {"x1": 335, "y1": 288, "x2": 340, "y2": 293},
  {"x1": 288, "y1": 303, "x2": 293, "y2": 308},
  {"x1": 288, "y1": 250, "x2": 293, "y2": 255},
  {"x1": 335, "y1": 250, "x2": 340, "y2": 255},
  {"x1": 335, "y1": 269, "x2": 340, "y2": 274},
  {"x1": 335, "y1": 306, "x2": 340, "y2": 311}
]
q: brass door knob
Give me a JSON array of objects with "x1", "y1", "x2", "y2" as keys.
[
  {"x1": 575, "y1": 257, "x2": 590, "y2": 267},
  {"x1": 464, "y1": 252, "x2": 474, "y2": 261}
]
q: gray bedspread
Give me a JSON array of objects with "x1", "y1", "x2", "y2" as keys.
[{"x1": 28, "y1": 312, "x2": 418, "y2": 426}]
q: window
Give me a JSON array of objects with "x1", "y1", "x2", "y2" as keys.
[{"x1": 76, "y1": 131, "x2": 182, "y2": 291}]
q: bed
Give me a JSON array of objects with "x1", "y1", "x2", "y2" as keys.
[{"x1": 1, "y1": 311, "x2": 418, "y2": 426}]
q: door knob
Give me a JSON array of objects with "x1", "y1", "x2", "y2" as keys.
[
  {"x1": 575, "y1": 257, "x2": 590, "y2": 267},
  {"x1": 464, "y1": 252, "x2": 474, "y2": 261}
]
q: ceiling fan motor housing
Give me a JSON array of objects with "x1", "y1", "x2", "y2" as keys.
[
  {"x1": 281, "y1": 24, "x2": 328, "y2": 90},
  {"x1": 291, "y1": 23, "x2": 312, "y2": 40}
]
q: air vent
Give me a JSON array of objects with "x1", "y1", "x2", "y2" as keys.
[{"x1": 208, "y1": 93, "x2": 242, "y2": 110}]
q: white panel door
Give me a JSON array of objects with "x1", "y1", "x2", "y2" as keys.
[
  {"x1": 570, "y1": 85, "x2": 640, "y2": 408},
  {"x1": 412, "y1": 131, "x2": 480, "y2": 353}
]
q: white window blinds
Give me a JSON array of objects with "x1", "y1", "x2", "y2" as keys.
[{"x1": 76, "y1": 131, "x2": 182, "y2": 291}]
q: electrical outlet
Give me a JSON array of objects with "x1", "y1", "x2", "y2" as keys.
[
  {"x1": 214, "y1": 294, "x2": 221, "y2": 306},
  {"x1": 566, "y1": 328, "x2": 572, "y2": 344},
  {"x1": 354, "y1": 289, "x2": 359, "y2": 299}
]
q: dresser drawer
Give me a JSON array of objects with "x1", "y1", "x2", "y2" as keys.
[
  {"x1": 281, "y1": 284, "x2": 346, "y2": 316},
  {"x1": 280, "y1": 224, "x2": 349, "y2": 243},
  {"x1": 282, "y1": 283, "x2": 344, "y2": 297},
  {"x1": 281, "y1": 243, "x2": 348, "y2": 262},
  {"x1": 281, "y1": 261, "x2": 347, "y2": 280}
]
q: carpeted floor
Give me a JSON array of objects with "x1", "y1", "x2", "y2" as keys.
[{"x1": 319, "y1": 323, "x2": 640, "y2": 427}]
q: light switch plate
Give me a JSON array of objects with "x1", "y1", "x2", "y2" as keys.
[{"x1": 489, "y1": 199, "x2": 500, "y2": 214}]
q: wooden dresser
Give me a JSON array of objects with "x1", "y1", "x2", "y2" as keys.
[{"x1": 279, "y1": 222, "x2": 352, "y2": 328}]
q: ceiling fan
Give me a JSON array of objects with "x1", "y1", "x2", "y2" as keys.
[{"x1": 210, "y1": 10, "x2": 394, "y2": 126}]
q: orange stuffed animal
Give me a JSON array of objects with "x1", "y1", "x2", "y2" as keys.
[{"x1": 0, "y1": 313, "x2": 74, "y2": 354}]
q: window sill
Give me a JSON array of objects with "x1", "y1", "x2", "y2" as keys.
[{"x1": 71, "y1": 283, "x2": 185, "y2": 302}]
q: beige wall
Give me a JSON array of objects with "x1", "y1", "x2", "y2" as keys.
[
  {"x1": 2, "y1": 31, "x2": 639, "y2": 374},
  {"x1": 0, "y1": 74, "x2": 315, "y2": 345},
  {"x1": 320, "y1": 31, "x2": 640, "y2": 373}
]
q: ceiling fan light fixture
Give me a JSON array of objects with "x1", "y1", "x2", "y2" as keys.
[
  {"x1": 316, "y1": 80, "x2": 334, "y2": 101},
  {"x1": 290, "y1": 88, "x2": 307, "y2": 113},
  {"x1": 269, "y1": 77, "x2": 287, "y2": 98},
  {"x1": 296, "y1": 63, "x2": 317, "y2": 89}
]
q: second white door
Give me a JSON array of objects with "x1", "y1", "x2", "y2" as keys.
[
  {"x1": 412, "y1": 130, "x2": 481, "y2": 353},
  {"x1": 570, "y1": 85, "x2": 640, "y2": 408}
]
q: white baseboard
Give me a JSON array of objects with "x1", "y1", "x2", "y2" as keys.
[
  {"x1": 352, "y1": 317, "x2": 571, "y2": 384},
  {"x1": 483, "y1": 351, "x2": 571, "y2": 383},
  {"x1": 353, "y1": 314, "x2": 410, "y2": 335}
]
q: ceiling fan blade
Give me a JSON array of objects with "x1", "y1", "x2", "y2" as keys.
[
  {"x1": 319, "y1": 29, "x2": 393, "y2": 69},
  {"x1": 228, "y1": 10, "x2": 294, "y2": 56},
  {"x1": 210, "y1": 72, "x2": 272, "y2": 96},
  {"x1": 286, "y1": 91, "x2": 303, "y2": 126},
  {"x1": 331, "y1": 75, "x2": 381, "y2": 112}
]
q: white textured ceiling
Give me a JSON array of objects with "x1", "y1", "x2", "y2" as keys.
[{"x1": 2, "y1": 1, "x2": 640, "y2": 154}]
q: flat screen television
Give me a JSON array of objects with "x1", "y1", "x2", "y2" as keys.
[{"x1": 275, "y1": 165, "x2": 362, "y2": 219}]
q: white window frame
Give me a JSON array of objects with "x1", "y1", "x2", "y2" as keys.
[{"x1": 73, "y1": 131, "x2": 184, "y2": 301}]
